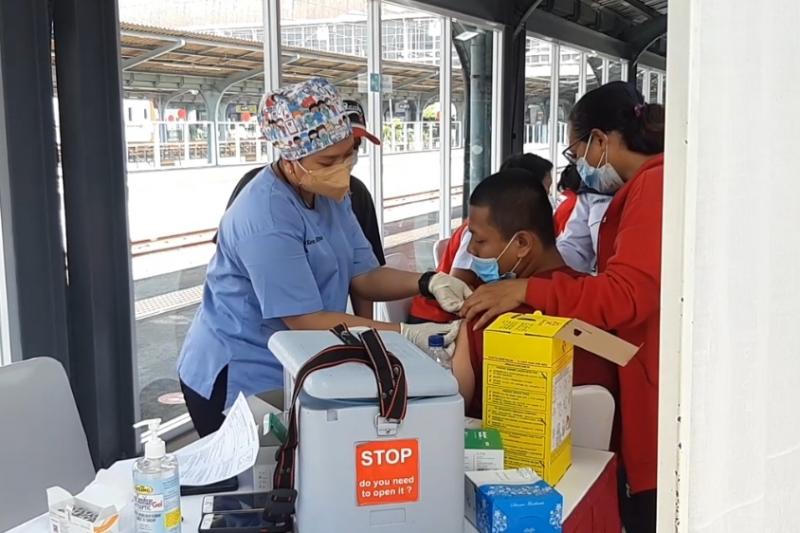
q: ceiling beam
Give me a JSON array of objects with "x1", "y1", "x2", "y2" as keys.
[
  {"x1": 624, "y1": 14, "x2": 667, "y2": 64},
  {"x1": 121, "y1": 39, "x2": 185, "y2": 71},
  {"x1": 618, "y1": 0, "x2": 661, "y2": 19},
  {"x1": 514, "y1": 0, "x2": 546, "y2": 38},
  {"x1": 394, "y1": 71, "x2": 440, "y2": 91}
]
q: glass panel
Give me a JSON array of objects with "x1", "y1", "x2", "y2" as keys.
[
  {"x1": 380, "y1": 4, "x2": 442, "y2": 271},
  {"x1": 280, "y1": 0, "x2": 368, "y2": 187},
  {"x1": 608, "y1": 59, "x2": 623, "y2": 82},
  {"x1": 661, "y1": 75, "x2": 667, "y2": 104},
  {"x1": 636, "y1": 69, "x2": 645, "y2": 93},
  {"x1": 557, "y1": 46, "x2": 580, "y2": 171},
  {"x1": 585, "y1": 53, "x2": 602, "y2": 93},
  {"x1": 118, "y1": 0, "x2": 267, "y2": 434},
  {"x1": 450, "y1": 20, "x2": 494, "y2": 226},
  {"x1": 649, "y1": 72, "x2": 659, "y2": 104},
  {"x1": 523, "y1": 36, "x2": 552, "y2": 162}
]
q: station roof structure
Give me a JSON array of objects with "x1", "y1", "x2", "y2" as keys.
[{"x1": 120, "y1": 22, "x2": 453, "y2": 105}]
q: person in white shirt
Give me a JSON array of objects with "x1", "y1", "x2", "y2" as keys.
[{"x1": 556, "y1": 191, "x2": 612, "y2": 274}]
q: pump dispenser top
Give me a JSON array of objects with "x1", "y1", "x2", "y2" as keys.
[{"x1": 133, "y1": 418, "x2": 165, "y2": 459}]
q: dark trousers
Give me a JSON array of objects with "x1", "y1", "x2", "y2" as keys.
[
  {"x1": 180, "y1": 365, "x2": 228, "y2": 438},
  {"x1": 619, "y1": 470, "x2": 657, "y2": 533}
]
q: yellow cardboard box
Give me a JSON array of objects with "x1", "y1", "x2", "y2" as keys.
[{"x1": 482, "y1": 312, "x2": 638, "y2": 485}]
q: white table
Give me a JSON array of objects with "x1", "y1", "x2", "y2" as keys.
[{"x1": 10, "y1": 447, "x2": 613, "y2": 533}]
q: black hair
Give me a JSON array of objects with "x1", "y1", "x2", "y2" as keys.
[
  {"x1": 558, "y1": 164, "x2": 581, "y2": 194},
  {"x1": 499, "y1": 153, "x2": 553, "y2": 185},
  {"x1": 569, "y1": 81, "x2": 664, "y2": 155},
  {"x1": 470, "y1": 169, "x2": 556, "y2": 247}
]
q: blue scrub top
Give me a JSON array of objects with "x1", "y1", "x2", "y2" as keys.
[{"x1": 177, "y1": 166, "x2": 379, "y2": 407}]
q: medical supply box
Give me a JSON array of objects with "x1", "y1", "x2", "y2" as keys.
[
  {"x1": 268, "y1": 330, "x2": 465, "y2": 533},
  {"x1": 464, "y1": 428, "x2": 504, "y2": 471},
  {"x1": 483, "y1": 312, "x2": 638, "y2": 485}
]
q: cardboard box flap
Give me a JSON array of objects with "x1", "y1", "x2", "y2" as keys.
[
  {"x1": 554, "y1": 319, "x2": 639, "y2": 366},
  {"x1": 486, "y1": 313, "x2": 572, "y2": 337}
]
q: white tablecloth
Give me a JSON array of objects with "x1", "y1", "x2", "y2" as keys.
[{"x1": 10, "y1": 447, "x2": 613, "y2": 533}]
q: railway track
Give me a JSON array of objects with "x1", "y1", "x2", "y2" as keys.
[{"x1": 130, "y1": 186, "x2": 463, "y2": 257}]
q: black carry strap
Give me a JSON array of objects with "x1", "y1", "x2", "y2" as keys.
[{"x1": 261, "y1": 325, "x2": 408, "y2": 532}]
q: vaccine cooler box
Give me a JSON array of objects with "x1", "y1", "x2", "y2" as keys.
[{"x1": 268, "y1": 330, "x2": 464, "y2": 533}]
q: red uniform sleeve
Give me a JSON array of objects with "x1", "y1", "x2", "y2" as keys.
[
  {"x1": 526, "y1": 170, "x2": 662, "y2": 330},
  {"x1": 553, "y1": 191, "x2": 577, "y2": 236},
  {"x1": 437, "y1": 223, "x2": 467, "y2": 274}
]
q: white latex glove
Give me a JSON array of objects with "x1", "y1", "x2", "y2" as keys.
[
  {"x1": 428, "y1": 272, "x2": 473, "y2": 313},
  {"x1": 400, "y1": 320, "x2": 461, "y2": 354}
]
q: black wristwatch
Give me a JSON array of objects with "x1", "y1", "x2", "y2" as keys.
[{"x1": 418, "y1": 271, "x2": 437, "y2": 299}]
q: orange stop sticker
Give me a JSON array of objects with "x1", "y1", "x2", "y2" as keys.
[{"x1": 355, "y1": 439, "x2": 419, "y2": 506}]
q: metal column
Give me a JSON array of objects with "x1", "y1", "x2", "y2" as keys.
[
  {"x1": 548, "y1": 42, "x2": 561, "y2": 198},
  {"x1": 0, "y1": 0, "x2": 70, "y2": 368},
  {"x1": 438, "y1": 18, "x2": 452, "y2": 237},
  {"x1": 578, "y1": 51, "x2": 587, "y2": 97},
  {"x1": 367, "y1": 0, "x2": 384, "y2": 234},
  {"x1": 53, "y1": 0, "x2": 137, "y2": 466},
  {"x1": 263, "y1": 0, "x2": 281, "y2": 163},
  {"x1": 490, "y1": 29, "x2": 504, "y2": 172}
]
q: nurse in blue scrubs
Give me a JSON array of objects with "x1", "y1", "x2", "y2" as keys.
[{"x1": 178, "y1": 78, "x2": 470, "y2": 436}]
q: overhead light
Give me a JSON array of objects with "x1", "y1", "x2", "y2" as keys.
[{"x1": 455, "y1": 30, "x2": 480, "y2": 41}]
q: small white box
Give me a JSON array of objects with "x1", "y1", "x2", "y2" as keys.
[
  {"x1": 47, "y1": 487, "x2": 120, "y2": 533},
  {"x1": 464, "y1": 428, "x2": 504, "y2": 471},
  {"x1": 241, "y1": 394, "x2": 285, "y2": 491}
]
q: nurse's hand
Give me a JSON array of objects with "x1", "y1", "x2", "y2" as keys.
[
  {"x1": 427, "y1": 273, "x2": 473, "y2": 313},
  {"x1": 400, "y1": 320, "x2": 461, "y2": 353},
  {"x1": 461, "y1": 278, "x2": 528, "y2": 330}
]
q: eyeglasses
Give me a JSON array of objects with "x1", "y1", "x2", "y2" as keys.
[{"x1": 561, "y1": 132, "x2": 590, "y2": 165}]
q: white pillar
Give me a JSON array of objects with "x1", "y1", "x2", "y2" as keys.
[
  {"x1": 660, "y1": 1, "x2": 800, "y2": 531},
  {"x1": 438, "y1": 17, "x2": 451, "y2": 238},
  {"x1": 263, "y1": 0, "x2": 281, "y2": 164},
  {"x1": 367, "y1": 0, "x2": 383, "y2": 234}
]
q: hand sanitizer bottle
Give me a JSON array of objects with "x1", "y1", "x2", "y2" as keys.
[{"x1": 132, "y1": 419, "x2": 181, "y2": 533}]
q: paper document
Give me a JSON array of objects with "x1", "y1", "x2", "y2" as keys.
[{"x1": 176, "y1": 392, "x2": 259, "y2": 486}]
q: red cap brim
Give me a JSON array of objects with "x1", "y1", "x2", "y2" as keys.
[{"x1": 352, "y1": 125, "x2": 381, "y2": 145}]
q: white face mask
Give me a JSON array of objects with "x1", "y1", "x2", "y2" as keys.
[{"x1": 575, "y1": 134, "x2": 624, "y2": 194}]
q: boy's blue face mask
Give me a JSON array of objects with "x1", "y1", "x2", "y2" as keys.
[{"x1": 470, "y1": 234, "x2": 522, "y2": 283}]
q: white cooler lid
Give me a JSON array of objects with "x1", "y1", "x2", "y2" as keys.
[{"x1": 268, "y1": 330, "x2": 459, "y2": 400}]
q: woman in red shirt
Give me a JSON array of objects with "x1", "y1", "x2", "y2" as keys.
[{"x1": 461, "y1": 81, "x2": 664, "y2": 533}]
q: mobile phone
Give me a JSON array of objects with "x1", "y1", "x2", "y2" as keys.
[
  {"x1": 202, "y1": 492, "x2": 271, "y2": 514},
  {"x1": 181, "y1": 476, "x2": 239, "y2": 496},
  {"x1": 198, "y1": 511, "x2": 285, "y2": 533}
]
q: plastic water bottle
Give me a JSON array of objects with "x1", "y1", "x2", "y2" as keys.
[{"x1": 427, "y1": 334, "x2": 453, "y2": 371}]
